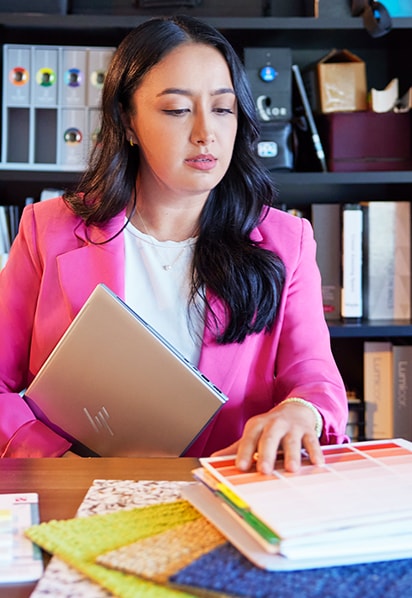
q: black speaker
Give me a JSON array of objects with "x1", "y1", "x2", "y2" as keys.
[
  {"x1": 244, "y1": 47, "x2": 293, "y2": 123},
  {"x1": 256, "y1": 121, "x2": 294, "y2": 171}
]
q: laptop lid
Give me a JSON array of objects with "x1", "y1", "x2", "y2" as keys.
[{"x1": 24, "y1": 284, "x2": 228, "y2": 457}]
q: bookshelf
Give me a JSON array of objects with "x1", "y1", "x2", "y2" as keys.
[{"x1": 1, "y1": 8, "x2": 411, "y2": 438}]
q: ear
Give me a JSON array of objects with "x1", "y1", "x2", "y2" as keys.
[{"x1": 119, "y1": 103, "x2": 138, "y2": 145}]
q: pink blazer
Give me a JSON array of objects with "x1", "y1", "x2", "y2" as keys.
[{"x1": 0, "y1": 198, "x2": 348, "y2": 457}]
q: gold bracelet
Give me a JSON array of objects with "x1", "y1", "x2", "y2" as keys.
[{"x1": 279, "y1": 397, "x2": 323, "y2": 437}]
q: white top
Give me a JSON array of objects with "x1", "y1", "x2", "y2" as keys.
[{"x1": 124, "y1": 221, "x2": 204, "y2": 365}]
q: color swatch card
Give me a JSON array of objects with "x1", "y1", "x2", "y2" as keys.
[
  {"x1": 0, "y1": 493, "x2": 43, "y2": 583},
  {"x1": 184, "y1": 439, "x2": 412, "y2": 569}
]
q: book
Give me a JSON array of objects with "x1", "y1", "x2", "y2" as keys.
[
  {"x1": 341, "y1": 203, "x2": 363, "y2": 320},
  {"x1": 0, "y1": 492, "x2": 43, "y2": 583},
  {"x1": 184, "y1": 439, "x2": 412, "y2": 571},
  {"x1": 311, "y1": 203, "x2": 341, "y2": 320},
  {"x1": 364, "y1": 341, "x2": 393, "y2": 440},
  {"x1": 363, "y1": 201, "x2": 411, "y2": 320},
  {"x1": 392, "y1": 344, "x2": 412, "y2": 441}
]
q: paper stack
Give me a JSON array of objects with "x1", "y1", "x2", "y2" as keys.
[{"x1": 183, "y1": 438, "x2": 412, "y2": 571}]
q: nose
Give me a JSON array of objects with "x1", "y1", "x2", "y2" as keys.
[{"x1": 190, "y1": 111, "x2": 215, "y2": 145}]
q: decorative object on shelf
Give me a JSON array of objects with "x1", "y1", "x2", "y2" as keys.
[
  {"x1": 1, "y1": 44, "x2": 114, "y2": 172},
  {"x1": 304, "y1": 49, "x2": 368, "y2": 114},
  {"x1": 369, "y1": 77, "x2": 399, "y2": 112},
  {"x1": 352, "y1": 0, "x2": 393, "y2": 37},
  {"x1": 318, "y1": 111, "x2": 412, "y2": 172},
  {"x1": 292, "y1": 63, "x2": 327, "y2": 172},
  {"x1": 245, "y1": 47, "x2": 294, "y2": 170}
]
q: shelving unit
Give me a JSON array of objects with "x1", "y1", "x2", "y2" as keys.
[{"x1": 1, "y1": 11, "x2": 411, "y2": 435}]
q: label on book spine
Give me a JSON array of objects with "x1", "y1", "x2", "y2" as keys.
[{"x1": 392, "y1": 344, "x2": 412, "y2": 441}]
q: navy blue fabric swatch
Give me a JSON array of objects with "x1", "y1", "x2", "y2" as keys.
[{"x1": 170, "y1": 542, "x2": 412, "y2": 598}]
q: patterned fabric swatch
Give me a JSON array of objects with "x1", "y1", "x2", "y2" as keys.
[
  {"x1": 30, "y1": 479, "x2": 190, "y2": 598},
  {"x1": 26, "y1": 499, "x2": 201, "y2": 598},
  {"x1": 97, "y1": 517, "x2": 226, "y2": 584}
]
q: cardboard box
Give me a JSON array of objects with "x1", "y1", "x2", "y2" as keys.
[
  {"x1": 318, "y1": 111, "x2": 412, "y2": 172},
  {"x1": 306, "y1": 49, "x2": 368, "y2": 114}
]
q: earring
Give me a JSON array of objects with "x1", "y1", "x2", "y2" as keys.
[{"x1": 129, "y1": 137, "x2": 134, "y2": 147}]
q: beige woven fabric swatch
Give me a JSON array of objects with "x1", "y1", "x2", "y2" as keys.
[{"x1": 97, "y1": 517, "x2": 226, "y2": 584}]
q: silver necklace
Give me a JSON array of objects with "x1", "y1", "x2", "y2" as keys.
[{"x1": 136, "y1": 210, "x2": 192, "y2": 271}]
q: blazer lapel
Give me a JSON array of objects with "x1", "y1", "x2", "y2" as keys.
[{"x1": 56, "y1": 212, "x2": 126, "y2": 319}]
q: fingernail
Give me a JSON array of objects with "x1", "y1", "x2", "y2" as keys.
[
  {"x1": 259, "y1": 462, "x2": 271, "y2": 475},
  {"x1": 236, "y1": 459, "x2": 248, "y2": 471},
  {"x1": 287, "y1": 460, "x2": 299, "y2": 473}
]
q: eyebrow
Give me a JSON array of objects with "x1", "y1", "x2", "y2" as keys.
[{"x1": 156, "y1": 87, "x2": 236, "y2": 98}]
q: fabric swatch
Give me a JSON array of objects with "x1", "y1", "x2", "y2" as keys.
[
  {"x1": 97, "y1": 517, "x2": 225, "y2": 584},
  {"x1": 26, "y1": 499, "x2": 200, "y2": 598}
]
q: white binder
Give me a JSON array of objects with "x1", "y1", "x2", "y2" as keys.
[
  {"x1": 4, "y1": 45, "x2": 31, "y2": 106},
  {"x1": 60, "y1": 47, "x2": 87, "y2": 107},
  {"x1": 33, "y1": 46, "x2": 59, "y2": 106},
  {"x1": 59, "y1": 107, "x2": 86, "y2": 167},
  {"x1": 87, "y1": 47, "x2": 114, "y2": 107}
]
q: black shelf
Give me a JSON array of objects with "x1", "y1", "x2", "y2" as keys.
[
  {"x1": 273, "y1": 171, "x2": 412, "y2": 205},
  {"x1": 1, "y1": 168, "x2": 411, "y2": 209},
  {"x1": 329, "y1": 320, "x2": 412, "y2": 339},
  {"x1": 0, "y1": 14, "x2": 411, "y2": 30}
]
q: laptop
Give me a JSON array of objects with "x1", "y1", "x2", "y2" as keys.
[{"x1": 24, "y1": 283, "x2": 228, "y2": 457}]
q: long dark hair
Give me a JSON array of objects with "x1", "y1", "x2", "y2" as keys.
[{"x1": 64, "y1": 15, "x2": 285, "y2": 344}]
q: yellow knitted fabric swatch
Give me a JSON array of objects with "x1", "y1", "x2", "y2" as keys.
[{"x1": 26, "y1": 499, "x2": 201, "y2": 598}]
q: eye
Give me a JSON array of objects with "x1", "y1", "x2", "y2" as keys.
[
  {"x1": 162, "y1": 108, "x2": 191, "y2": 116},
  {"x1": 213, "y1": 107, "x2": 235, "y2": 115}
]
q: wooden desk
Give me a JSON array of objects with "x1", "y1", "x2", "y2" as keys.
[{"x1": 0, "y1": 457, "x2": 199, "y2": 598}]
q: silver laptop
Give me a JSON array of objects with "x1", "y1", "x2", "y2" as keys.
[{"x1": 24, "y1": 284, "x2": 228, "y2": 457}]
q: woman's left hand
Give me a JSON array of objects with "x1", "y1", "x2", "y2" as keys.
[{"x1": 212, "y1": 400, "x2": 325, "y2": 474}]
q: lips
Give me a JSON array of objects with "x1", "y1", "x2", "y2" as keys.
[{"x1": 185, "y1": 154, "x2": 217, "y2": 171}]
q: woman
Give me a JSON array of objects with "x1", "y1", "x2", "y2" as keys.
[{"x1": 0, "y1": 15, "x2": 348, "y2": 469}]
